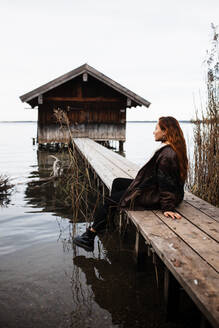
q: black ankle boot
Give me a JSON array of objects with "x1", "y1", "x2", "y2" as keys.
[{"x1": 73, "y1": 228, "x2": 96, "y2": 252}]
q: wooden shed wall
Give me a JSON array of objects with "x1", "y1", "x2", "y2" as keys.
[
  {"x1": 37, "y1": 123, "x2": 125, "y2": 144},
  {"x1": 35, "y1": 74, "x2": 130, "y2": 143},
  {"x1": 38, "y1": 105, "x2": 125, "y2": 124}
]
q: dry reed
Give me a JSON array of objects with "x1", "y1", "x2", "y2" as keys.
[
  {"x1": 188, "y1": 24, "x2": 219, "y2": 207},
  {"x1": 53, "y1": 108, "x2": 105, "y2": 228},
  {"x1": 0, "y1": 174, "x2": 14, "y2": 206}
]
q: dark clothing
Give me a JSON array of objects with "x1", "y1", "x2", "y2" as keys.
[
  {"x1": 120, "y1": 145, "x2": 184, "y2": 211},
  {"x1": 92, "y1": 145, "x2": 184, "y2": 232},
  {"x1": 92, "y1": 178, "x2": 133, "y2": 232}
]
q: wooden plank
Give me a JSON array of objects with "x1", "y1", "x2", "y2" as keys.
[
  {"x1": 127, "y1": 210, "x2": 219, "y2": 328},
  {"x1": 73, "y1": 139, "x2": 115, "y2": 188},
  {"x1": 71, "y1": 124, "x2": 126, "y2": 140},
  {"x1": 177, "y1": 201, "x2": 219, "y2": 242},
  {"x1": 88, "y1": 138, "x2": 139, "y2": 171},
  {"x1": 73, "y1": 139, "x2": 116, "y2": 188},
  {"x1": 46, "y1": 96, "x2": 121, "y2": 102},
  {"x1": 73, "y1": 138, "x2": 131, "y2": 190},
  {"x1": 185, "y1": 191, "x2": 219, "y2": 222},
  {"x1": 74, "y1": 138, "x2": 136, "y2": 178},
  {"x1": 84, "y1": 138, "x2": 139, "y2": 177},
  {"x1": 153, "y1": 210, "x2": 219, "y2": 273},
  {"x1": 77, "y1": 83, "x2": 82, "y2": 97}
]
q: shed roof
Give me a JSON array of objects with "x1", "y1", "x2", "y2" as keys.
[{"x1": 20, "y1": 64, "x2": 151, "y2": 108}]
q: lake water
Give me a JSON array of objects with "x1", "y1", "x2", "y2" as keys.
[{"x1": 0, "y1": 122, "x2": 195, "y2": 328}]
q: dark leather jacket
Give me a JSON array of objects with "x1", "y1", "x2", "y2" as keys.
[{"x1": 120, "y1": 145, "x2": 184, "y2": 212}]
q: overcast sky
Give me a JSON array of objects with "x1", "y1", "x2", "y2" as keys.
[{"x1": 0, "y1": 0, "x2": 218, "y2": 121}]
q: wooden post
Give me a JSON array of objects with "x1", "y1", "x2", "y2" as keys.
[
  {"x1": 135, "y1": 230, "x2": 140, "y2": 259},
  {"x1": 164, "y1": 267, "x2": 180, "y2": 321},
  {"x1": 134, "y1": 230, "x2": 147, "y2": 271},
  {"x1": 147, "y1": 245, "x2": 152, "y2": 257},
  {"x1": 119, "y1": 141, "x2": 123, "y2": 152},
  {"x1": 199, "y1": 315, "x2": 211, "y2": 328},
  {"x1": 119, "y1": 211, "x2": 123, "y2": 234},
  {"x1": 93, "y1": 171, "x2": 97, "y2": 180},
  {"x1": 152, "y1": 251, "x2": 159, "y2": 288},
  {"x1": 102, "y1": 182, "x2": 105, "y2": 204}
]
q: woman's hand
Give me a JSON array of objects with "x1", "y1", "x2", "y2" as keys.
[{"x1": 164, "y1": 211, "x2": 181, "y2": 219}]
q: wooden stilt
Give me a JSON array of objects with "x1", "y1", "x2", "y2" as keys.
[
  {"x1": 119, "y1": 140, "x2": 123, "y2": 152},
  {"x1": 102, "y1": 183, "x2": 105, "y2": 204},
  {"x1": 93, "y1": 171, "x2": 96, "y2": 180},
  {"x1": 135, "y1": 230, "x2": 140, "y2": 259},
  {"x1": 148, "y1": 247, "x2": 152, "y2": 257},
  {"x1": 200, "y1": 316, "x2": 207, "y2": 328},
  {"x1": 164, "y1": 267, "x2": 180, "y2": 321},
  {"x1": 134, "y1": 230, "x2": 147, "y2": 271},
  {"x1": 152, "y1": 251, "x2": 159, "y2": 288},
  {"x1": 200, "y1": 315, "x2": 211, "y2": 328},
  {"x1": 119, "y1": 211, "x2": 123, "y2": 234}
]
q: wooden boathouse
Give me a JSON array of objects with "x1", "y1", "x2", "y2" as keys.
[{"x1": 20, "y1": 64, "x2": 150, "y2": 149}]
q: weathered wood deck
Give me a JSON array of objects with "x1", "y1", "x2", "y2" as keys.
[{"x1": 73, "y1": 137, "x2": 219, "y2": 328}]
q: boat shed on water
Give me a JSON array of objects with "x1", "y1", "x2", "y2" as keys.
[{"x1": 20, "y1": 63, "x2": 151, "y2": 149}]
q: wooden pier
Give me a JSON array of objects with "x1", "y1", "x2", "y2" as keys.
[{"x1": 73, "y1": 137, "x2": 219, "y2": 328}]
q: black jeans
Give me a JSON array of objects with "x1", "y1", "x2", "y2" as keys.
[{"x1": 92, "y1": 177, "x2": 133, "y2": 232}]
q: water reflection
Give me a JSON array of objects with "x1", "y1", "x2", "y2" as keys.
[
  {"x1": 70, "y1": 232, "x2": 164, "y2": 328},
  {"x1": 0, "y1": 191, "x2": 11, "y2": 207},
  {"x1": 0, "y1": 176, "x2": 13, "y2": 207},
  {"x1": 24, "y1": 150, "x2": 72, "y2": 218}
]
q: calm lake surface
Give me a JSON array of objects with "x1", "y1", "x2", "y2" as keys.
[{"x1": 0, "y1": 122, "x2": 194, "y2": 328}]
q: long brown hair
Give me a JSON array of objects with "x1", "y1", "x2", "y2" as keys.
[{"x1": 159, "y1": 116, "x2": 188, "y2": 181}]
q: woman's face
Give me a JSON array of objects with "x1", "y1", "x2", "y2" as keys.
[{"x1": 153, "y1": 123, "x2": 165, "y2": 142}]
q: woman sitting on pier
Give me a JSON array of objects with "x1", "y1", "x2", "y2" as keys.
[{"x1": 73, "y1": 116, "x2": 188, "y2": 252}]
